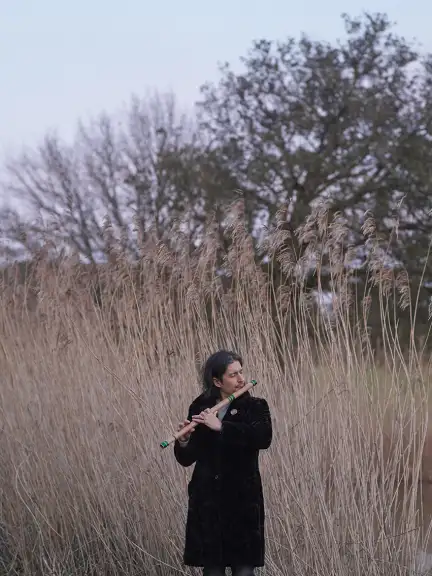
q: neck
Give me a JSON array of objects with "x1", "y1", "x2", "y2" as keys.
[{"x1": 210, "y1": 386, "x2": 228, "y2": 401}]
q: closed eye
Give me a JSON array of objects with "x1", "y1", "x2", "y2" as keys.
[{"x1": 229, "y1": 369, "x2": 243, "y2": 377}]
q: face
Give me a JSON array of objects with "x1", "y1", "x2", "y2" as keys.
[{"x1": 213, "y1": 360, "x2": 245, "y2": 398}]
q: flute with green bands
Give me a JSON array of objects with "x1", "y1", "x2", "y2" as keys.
[{"x1": 160, "y1": 379, "x2": 257, "y2": 449}]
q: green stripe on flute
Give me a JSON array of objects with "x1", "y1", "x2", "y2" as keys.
[{"x1": 227, "y1": 394, "x2": 235, "y2": 402}]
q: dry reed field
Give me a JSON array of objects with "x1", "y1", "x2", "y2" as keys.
[{"x1": 0, "y1": 203, "x2": 432, "y2": 575}]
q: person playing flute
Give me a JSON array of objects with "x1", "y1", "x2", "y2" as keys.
[{"x1": 174, "y1": 350, "x2": 273, "y2": 576}]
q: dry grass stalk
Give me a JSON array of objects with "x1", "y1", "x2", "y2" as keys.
[{"x1": 0, "y1": 204, "x2": 431, "y2": 575}]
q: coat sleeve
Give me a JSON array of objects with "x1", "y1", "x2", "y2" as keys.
[
  {"x1": 220, "y1": 397, "x2": 272, "y2": 450},
  {"x1": 173, "y1": 403, "x2": 200, "y2": 467}
]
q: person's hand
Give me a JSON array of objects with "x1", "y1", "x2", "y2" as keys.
[
  {"x1": 192, "y1": 408, "x2": 222, "y2": 432},
  {"x1": 177, "y1": 419, "x2": 194, "y2": 443}
]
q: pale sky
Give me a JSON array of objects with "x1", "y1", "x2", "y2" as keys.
[{"x1": 0, "y1": 0, "x2": 431, "y2": 186}]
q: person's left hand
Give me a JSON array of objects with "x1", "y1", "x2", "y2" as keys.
[{"x1": 192, "y1": 408, "x2": 222, "y2": 432}]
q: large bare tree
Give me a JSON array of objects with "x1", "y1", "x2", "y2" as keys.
[{"x1": 0, "y1": 92, "x2": 205, "y2": 262}]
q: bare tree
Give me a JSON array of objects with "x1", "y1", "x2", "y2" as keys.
[{"x1": 2, "y1": 92, "x2": 203, "y2": 262}]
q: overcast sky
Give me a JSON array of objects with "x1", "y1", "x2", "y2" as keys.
[{"x1": 1, "y1": 0, "x2": 431, "y2": 190}]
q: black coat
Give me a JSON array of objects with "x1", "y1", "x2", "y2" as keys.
[{"x1": 174, "y1": 389, "x2": 272, "y2": 568}]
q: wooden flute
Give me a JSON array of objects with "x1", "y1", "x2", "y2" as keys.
[{"x1": 160, "y1": 379, "x2": 257, "y2": 448}]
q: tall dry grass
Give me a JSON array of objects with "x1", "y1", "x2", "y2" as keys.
[{"x1": 0, "y1": 203, "x2": 431, "y2": 575}]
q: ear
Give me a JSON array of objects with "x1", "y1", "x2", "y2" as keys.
[{"x1": 213, "y1": 377, "x2": 222, "y2": 388}]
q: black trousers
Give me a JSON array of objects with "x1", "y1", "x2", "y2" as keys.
[{"x1": 203, "y1": 567, "x2": 255, "y2": 576}]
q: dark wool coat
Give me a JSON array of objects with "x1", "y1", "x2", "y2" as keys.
[{"x1": 174, "y1": 389, "x2": 272, "y2": 568}]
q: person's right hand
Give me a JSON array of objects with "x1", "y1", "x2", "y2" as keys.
[{"x1": 177, "y1": 419, "x2": 194, "y2": 442}]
